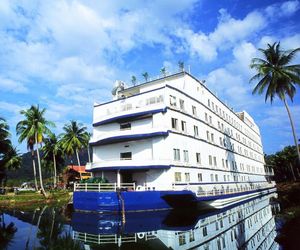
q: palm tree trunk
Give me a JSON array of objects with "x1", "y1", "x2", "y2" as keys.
[
  {"x1": 283, "y1": 99, "x2": 300, "y2": 165},
  {"x1": 31, "y1": 151, "x2": 38, "y2": 191},
  {"x1": 35, "y1": 132, "x2": 47, "y2": 198},
  {"x1": 76, "y1": 149, "x2": 81, "y2": 166},
  {"x1": 87, "y1": 145, "x2": 91, "y2": 162},
  {"x1": 53, "y1": 153, "x2": 57, "y2": 188}
]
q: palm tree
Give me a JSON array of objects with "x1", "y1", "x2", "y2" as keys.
[
  {"x1": 250, "y1": 42, "x2": 300, "y2": 164},
  {"x1": 0, "y1": 118, "x2": 22, "y2": 188},
  {"x1": 160, "y1": 67, "x2": 167, "y2": 77},
  {"x1": 0, "y1": 118, "x2": 11, "y2": 159},
  {"x1": 43, "y1": 133, "x2": 61, "y2": 188},
  {"x1": 131, "y1": 75, "x2": 137, "y2": 86},
  {"x1": 16, "y1": 105, "x2": 55, "y2": 197},
  {"x1": 59, "y1": 120, "x2": 89, "y2": 166},
  {"x1": 142, "y1": 72, "x2": 149, "y2": 82},
  {"x1": 178, "y1": 61, "x2": 185, "y2": 72}
]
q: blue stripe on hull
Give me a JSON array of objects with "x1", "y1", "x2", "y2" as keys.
[{"x1": 73, "y1": 187, "x2": 276, "y2": 213}]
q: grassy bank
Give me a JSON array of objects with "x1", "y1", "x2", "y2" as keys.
[
  {"x1": 0, "y1": 190, "x2": 71, "y2": 210},
  {"x1": 275, "y1": 181, "x2": 300, "y2": 249}
]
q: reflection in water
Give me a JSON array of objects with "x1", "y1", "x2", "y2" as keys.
[
  {"x1": 0, "y1": 193, "x2": 280, "y2": 250},
  {"x1": 72, "y1": 193, "x2": 280, "y2": 250}
]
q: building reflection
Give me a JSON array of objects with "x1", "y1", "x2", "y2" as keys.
[{"x1": 71, "y1": 193, "x2": 279, "y2": 250}]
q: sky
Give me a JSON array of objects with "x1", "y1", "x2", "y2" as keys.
[{"x1": 0, "y1": 0, "x2": 299, "y2": 155}]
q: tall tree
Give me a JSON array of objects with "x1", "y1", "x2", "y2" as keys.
[
  {"x1": 42, "y1": 133, "x2": 62, "y2": 188},
  {"x1": 178, "y1": 61, "x2": 185, "y2": 72},
  {"x1": 16, "y1": 105, "x2": 54, "y2": 197},
  {"x1": 59, "y1": 120, "x2": 89, "y2": 166},
  {"x1": 160, "y1": 67, "x2": 167, "y2": 77},
  {"x1": 250, "y1": 42, "x2": 300, "y2": 164},
  {"x1": 0, "y1": 118, "x2": 21, "y2": 188},
  {"x1": 142, "y1": 72, "x2": 149, "y2": 82},
  {"x1": 131, "y1": 75, "x2": 137, "y2": 86}
]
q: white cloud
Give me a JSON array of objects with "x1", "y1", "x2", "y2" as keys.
[
  {"x1": 0, "y1": 77, "x2": 27, "y2": 93},
  {"x1": 266, "y1": 0, "x2": 300, "y2": 18}
]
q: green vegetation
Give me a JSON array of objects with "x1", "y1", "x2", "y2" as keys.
[
  {"x1": 276, "y1": 182, "x2": 300, "y2": 249},
  {"x1": 59, "y1": 120, "x2": 89, "y2": 166},
  {"x1": 250, "y1": 42, "x2": 300, "y2": 164},
  {"x1": 265, "y1": 145, "x2": 299, "y2": 182},
  {"x1": 79, "y1": 177, "x2": 108, "y2": 183}
]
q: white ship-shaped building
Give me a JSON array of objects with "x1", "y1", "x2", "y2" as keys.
[{"x1": 73, "y1": 71, "x2": 276, "y2": 212}]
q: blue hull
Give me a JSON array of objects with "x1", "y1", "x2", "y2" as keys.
[{"x1": 73, "y1": 187, "x2": 275, "y2": 213}]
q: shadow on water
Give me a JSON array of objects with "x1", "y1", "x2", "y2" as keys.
[{"x1": 0, "y1": 193, "x2": 280, "y2": 250}]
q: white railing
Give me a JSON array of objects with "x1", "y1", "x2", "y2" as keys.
[
  {"x1": 171, "y1": 183, "x2": 276, "y2": 197},
  {"x1": 74, "y1": 182, "x2": 136, "y2": 192},
  {"x1": 73, "y1": 232, "x2": 137, "y2": 244}
]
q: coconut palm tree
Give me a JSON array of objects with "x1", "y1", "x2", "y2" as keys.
[
  {"x1": 16, "y1": 105, "x2": 55, "y2": 197},
  {"x1": 0, "y1": 118, "x2": 11, "y2": 158},
  {"x1": 59, "y1": 120, "x2": 89, "y2": 166},
  {"x1": 160, "y1": 67, "x2": 167, "y2": 77},
  {"x1": 250, "y1": 42, "x2": 300, "y2": 164},
  {"x1": 142, "y1": 72, "x2": 149, "y2": 82},
  {"x1": 42, "y1": 133, "x2": 61, "y2": 188},
  {"x1": 178, "y1": 61, "x2": 185, "y2": 72},
  {"x1": 131, "y1": 75, "x2": 137, "y2": 86}
]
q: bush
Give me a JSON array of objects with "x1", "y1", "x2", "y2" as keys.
[{"x1": 80, "y1": 177, "x2": 108, "y2": 184}]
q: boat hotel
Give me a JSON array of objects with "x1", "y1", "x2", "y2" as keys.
[{"x1": 73, "y1": 71, "x2": 276, "y2": 212}]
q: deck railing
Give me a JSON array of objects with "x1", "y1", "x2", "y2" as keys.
[{"x1": 74, "y1": 182, "x2": 136, "y2": 192}]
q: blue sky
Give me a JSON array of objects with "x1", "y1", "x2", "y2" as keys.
[{"x1": 0, "y1": 0, "x2": 299, "y2": 155}]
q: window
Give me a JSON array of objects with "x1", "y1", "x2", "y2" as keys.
[
  {"x1": 210, "y1": 174, "x2": 214, "y2": 181},
  {"x1": 203, "y1": 226, "x2": 208, "y2": 236},
  {"x1": 181, "y1": 121, "x2": 187, "y2": 132},
  {"x1": 175, "y1": 172, "x2": 182, "y2": 182},
  {"x1": 183, "y1": 150, "x2": 189, "y2": 162},
  {"x1": 192, "y1": 105, "x2": 197, "y2": 116},
  {"x1": 194, "y1": 125, "x2": 199, "y2": 137},
  {"x1": 185, "y1": 172, "x2": 190, "y2": 182},
  {"x1": 173, "y1": 149, "x2": 180, "y2": 161},
  {"x1": 198, "y1": 173, "x2": 203, "y2": 182},
  {"x1": 179, "y1": 99, "x2": 185, "y2": 110},
  {"x1": 196, "y1": 153, "x2": 201, "y2": 164},
  {"x1": 215, "y1": 174, "x2": 218, "y2": 182},
  {"x1": 222, "y1": 159, "x2": 225, "y2": 168},
  {"x1": 169, "y1": 95, "x2": 176, "y2": 107},
  {"x1": 219, "y1": 137, "x2": 223, "y2": 146},
  {"x1": 205, "y1": 113, "x2": 208, "y2": 122},
  {"x1": 178, "y1": 232, "x2": 186, "y2": 245},
  {"x1": 211, "y1": 133, "x2": 214, "y2": 143},
  {"x1": 209, "y1": 116, "x2": 212, "y2": 124},
  {"x1": 120, "y1": 122, "x2": 131, "y2": 130},
  {"x1": 209, "y1": 155, "x2": 212, "y2": 166},
  {"x1": 171, "y1": 118, "x2": 178, "y2": 130},
  {"x1": 206, "y1": 131, "x2": 210, "y2": 141},
  {"x1": 120, "y1": 152, "x2": 132, "y2": 160},
  {"x1": 208, "y1": 99, "x2": 211, "y2": 107},
  {"x1": 189, "y1": 231, "x2": 195, "y2": 242},
  {"x1": 213, "y1": 156, "x2": 217, "y2": 167}
]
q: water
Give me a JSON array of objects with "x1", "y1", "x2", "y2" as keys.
[{"x1": 0, "y1": 193, "x2": 280, "y2": 250}]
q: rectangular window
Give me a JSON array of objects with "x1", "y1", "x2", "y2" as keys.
[
  {"x1": 213, "y1": 156, "x2": 217, "y2": 167},
  {"x1": 171, "y1": 118, "x2": 178, "y2": 130},
  {"x1": 210, "y1": 174, "x2": 214, "y2": 181},
  {"x1": 120, "y1": 152, "x2": 132, "y2": 160},
  {"x1": 194, "y1": 125, "x2": 199, "y2": 137},
  {"x1": 183, "y1": 150, "x2": 189, "y2": 162},
  {"x1": 185, "y1": 173, "x2": 190, "y2": 182},
  {"x1": 169, "y1": 95, "x2": 177, "y2": 107},
  {"x1": 120, "y1": 122, "x2": 131, "y2": 130},
  {"x1": 209, "y1": 155, "x2": 212, "y2": 166},
  {"x1": 175, "y1": 172, "x2": 182, "y2": 182},
  {"x1": 181, "y1": 121, "x2": 187, "y2": 132},
  {"x1": 173, "y1": 148, "x2": 180, "y2": 161},
  {"x1": 206, "y1": 131, "x2": 210, "y2": 142},
  {"x1": 215, "y1": 174, "x2": 218, "y2": 182},
  {"x1": 219, "y1": 137, "x2": 223, "y2": 146},
  {"x1": 211, "y1": 133, "x2": 214, "y2": 143},
  {"x1": 179, "y1": 99, "x2": 185, "y2": 110},
  {"x1": 196, "y1": 153, "x2": 201, "y2": 164},
  {"x1": 205, "y1": 113, "x2": 208, "y2": 122},
  {"x1": 198, "y1": 173, "x2": 202, "y2": 182},
  {"x1": 178, "y1": 232, "x2": 186, "y2": 246},
  {"x1": 209, "y1": 116, "x2": 212, "y2": 124},
  {"x1": 208, "y1": 99, "x2": 211, "y2": 107},
  {"x1": 192, "y1": 105, "x2": 197, "y2": 116},
  {"x1": 203, "y1": 226, "x2": 208, "y2": 236},
  {"x1": 222, "y1": 159, "x2": 225, "y2": 168}
]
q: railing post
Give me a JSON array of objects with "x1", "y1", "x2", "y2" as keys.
[
  {"x1": 85, "y1": 183, "x2": 87, "y2": 192},
  {"x1": 98, "y1": 183, "x2": 101, "y2": 192},
  {"x1": 114, "y1": 183, "x2": 117, "y2": 191}
]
